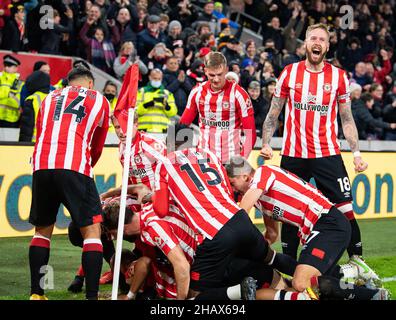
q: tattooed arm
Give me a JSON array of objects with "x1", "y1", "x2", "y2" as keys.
[
  {"x1": 339, "y1": 101, "x2": 368, "y2": 172},
  {"x1": 260, "y1": 96, "x2": 286, "y2": 159}
]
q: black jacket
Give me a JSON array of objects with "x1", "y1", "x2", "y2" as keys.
[
  {"x1": 19, "y1": 71, "x2": 50, "y2": 142},
  {"x1": 251, "y1": 95, "x2": 269, "y2": 138},
  {"x1": 163, "y1": 69, "x2": 194, "y2": 116},
  {"x1": 1, "y1": 19, "x2": 25, "y2": 51},
  {"x1": 351, "y1": 98, "x2": 390, "y2": 140}
]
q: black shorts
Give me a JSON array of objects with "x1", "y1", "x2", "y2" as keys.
[
  {"x1": 190, "y1": 210, "x2": 270, "y2": 292},
  {"x1": 298, "y1": 207, "x2": 351, "y2": 275},
  {"x1": 225, "y1": 258, "x2": 275, "y2": 288},
  {"x1": 29, "y1": 169, "x2": 103, "y2": 228},
  {"x1": 281, "y1": 155, "x2": 353, "y2": 204}
]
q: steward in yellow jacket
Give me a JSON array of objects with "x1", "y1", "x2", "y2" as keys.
[
  {"x1": 136, "y1": 69, "x2": 177, "y2": 133},
  {"x1": 0, "y1": 55, "x2": 24, "y2": 127},
  {"x1": 19, "y1": 71, "x2": 50, "y2": 142}
]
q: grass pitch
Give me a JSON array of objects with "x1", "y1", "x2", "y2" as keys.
[{"x1": 0, "y1": 218, "x2": 395, "y2": 300}]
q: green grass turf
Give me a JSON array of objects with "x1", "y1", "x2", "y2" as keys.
[{"x1": 0, "y1": 218, "x2": 395, "y2": 300}]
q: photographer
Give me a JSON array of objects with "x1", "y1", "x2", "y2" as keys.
[
  {"x1": 146, "y1": 42, "x2": 173, "y2": 70},
  {"x1": 113, "y1": 41, "x2": 148, "y2": 80}
]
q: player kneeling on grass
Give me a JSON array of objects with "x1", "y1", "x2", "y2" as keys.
[
  {"x1": 225, "y1": 157, "x2": 390, "y2": 300},
  {"x1": 67, "y1": 195, "x2": 141, "y2": 294}
]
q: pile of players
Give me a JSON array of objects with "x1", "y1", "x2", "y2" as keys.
[{"x1": 28, "y1": 24, "x2": 390, "y2": 300}]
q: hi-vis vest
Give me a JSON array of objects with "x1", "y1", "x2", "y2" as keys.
[
  {"x1": 136, "y1": 87, "x2": 177, "y2": 133},
  {"x1": 25, "y1": 91, "x2": 48, "y2": 142},
  {"x1": 108, "y1": 97, "x2": 118, "y2": 134},
  {"x1": 0, "y1": 72, "x2": 24, "y2": 123}
]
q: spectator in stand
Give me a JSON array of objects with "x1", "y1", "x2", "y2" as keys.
[
  {"x1": 158, "y1": 13, "x2": 169, "y2": 34},
  {"x1": 369, "y1": 83, "x2": 385, "y2": 119},
  {"x1": 353, "y1": 90, "x2": 396, "y2": 140},
  {"x1": 247, "y1": 80, "x2": 269, "y2": 138},
  {"x1": 146, "y1": 41, "x2": 173, "y2": 70},
  {"x1": 220, "y1": 37, "x2": 244, "y2": 66},
  {"x1": 20, "y1": 61, "x2": 53, "y2": 108},
  {"x1": 149, "y1": 0, "x2": 171, "y2": 17},
  {"x1": 262, "y1": 16, "x2": 283, "y2": 51},
  {"x1": 282, "y1": 7, "x2": 306, "y2": 55},
  {"x1": 0, "y1": 55, "x2": 24, "y2": 128},
  {"x1": 19, "y1": 71, "x2": 51, "y2": 142},
  {"x1": 94, "y1": 0, "x2": 109, "y2": 17},
  {"x1": 197, "y1": 22, "x2": 211, "y2": 36},
  {"x1": 383, "y1": 82, "x2": 396, "y2": 140},
  {"x1": 0, "y1": 0, "x2": 11, "y2": 45},
  {"x1": 80, "y1": 18, "x2": 120, "y2": 74},
  {"x1": 165, "y1": 20, "x2": 183, "y2": 49},
  {"x1": 196, "y1": 1, "x2": 217, "y2": 24},
  {"x1": 240, "y1": 58, "x2": 257, "y2": 90},
  {"x1": 186, "y1": 57, "x2": 205, "y2": 81},
  {"x1": 136, "y1": 68, "x2": 177, "y2": 133},
  {"x1": 40, "y1": 8, "x2": 74, "y2": 55},
  {"x1": 169, "y1": 0, "x2": 198, "y2": 29},
  {"x1": 137, "y1": 14, "x2": 168, "y2": 64},
  {"x1": 262, "y1": 77, "x2": 276, "y2": 103},
  {"x1": 172, "y1": 40, "x2": 193, "y2": 71},
  {"x1": 113, "y1": 8, "x2": 138, "y2": 46},
  {"x1": 136, "y1": 5, "x2": 148, "y2": 32},
  {"x1": 242, "y1": 40, "x2": 260, "y2": 66},
  {"x1": 113, "y1": 41, "x2": 148, "y2": 80},
  {"x1": 365, "y1": 49, "x2": 392, "y2": 88},
  {"x1": 283, "y1": 40, "x2": 305, "y2": 67},
  {"x1": 352, "y1": 62, "x2": 372, "y2": 88},
  {"x1": 258, "y1": 61, "x2": 276, "y2": 88},
  {"x1": 78, "y1": 4, "x2": 109, "y2": 39},
  {"x1": 341, "y1": 37, "x2": 365, "y2": 73},
  {"x1": 1, "y1": 3, "x2": 27, "y2": 52},
  {"x1": 260, "y1": 38, "x2": 283, "y2": 76},
  {"x1": 162, "y1": 56, "x2": 193, "y2": 116}
]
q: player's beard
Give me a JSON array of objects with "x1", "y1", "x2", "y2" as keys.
[{"x1": 306, "y1": 47, "x2": 327, "y2": 66}]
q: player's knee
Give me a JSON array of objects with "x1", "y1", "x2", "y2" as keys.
[{"x1": 292, "y1": 277, "x2": 309, "y2": 292}]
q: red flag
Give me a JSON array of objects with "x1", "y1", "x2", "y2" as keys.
[{"x1": 113, "y1": 63, "x2": 139, "y2": 133}]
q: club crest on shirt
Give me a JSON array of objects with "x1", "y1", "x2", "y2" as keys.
[
  {"x1": 323, "y1": 83, "x2": 332, "y2": 92},
  {"x1": 134, "y1": 155, "x2": 142, "y2": 164},
  {"x1": 222, "y1": 101, "x2": 230, "y2": 109}
]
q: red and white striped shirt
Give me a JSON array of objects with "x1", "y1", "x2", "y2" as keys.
[
  {"x1": 250, "y1": 165, "x2": 333, "y2": 243},
  {"x1": 33, "y1": 86, "x2": 110, "y2": 177},
  {"x1": 140, "y1": 203, "x2": 197, "y2": 299},
  {"x1": 180, "y1": 80, "x2": 256, "y2": 163},
  {"x1": 119, "y1": 131, "x2": 166, "y2": 190},
  {"x1": 154, "y1": 147, "x2": 240, "y2": 240},
  {"x1": 274, "y1": 61, "x2": 350, "y2": 158}
]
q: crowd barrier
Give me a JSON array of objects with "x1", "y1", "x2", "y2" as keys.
[{"x1": 0, "y1": 144, "x2": 394, "y2": 237}]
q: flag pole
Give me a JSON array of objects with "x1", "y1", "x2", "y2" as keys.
[{"x1": 111, "y1": 107, "x2": 135, "y2": 300}]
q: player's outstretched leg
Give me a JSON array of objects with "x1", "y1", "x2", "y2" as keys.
[
  {"x1": 336, "y1": 202, "x2": 381, "y2": 285},
  {"x1": 312, "y1": 275, "x2": 390, "y2": 300}
]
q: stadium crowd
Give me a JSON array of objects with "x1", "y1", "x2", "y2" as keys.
[{"x1": 0, "y1": 0, "x2": 395, "y2": 140}]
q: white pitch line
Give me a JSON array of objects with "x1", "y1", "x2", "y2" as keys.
[{"x1": 382, "y1": 276, "x2": 396, "y2": 283}]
